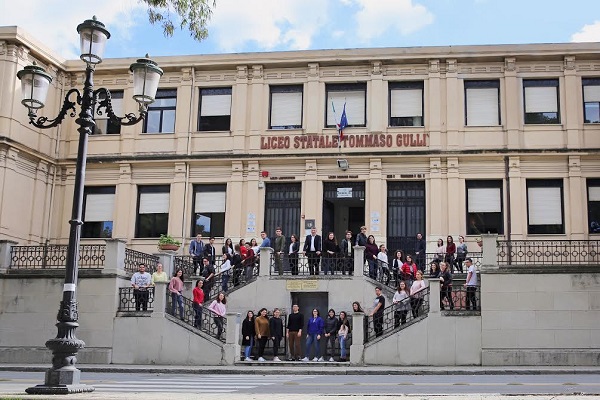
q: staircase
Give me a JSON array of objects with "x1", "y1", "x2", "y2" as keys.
[{"x1": 165, "y1": 291, "x2": 226, "y2": 343}]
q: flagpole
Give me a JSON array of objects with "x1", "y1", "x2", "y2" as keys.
[{"x1": 331, "y1": 100, "x2": 340, "y2": 149}]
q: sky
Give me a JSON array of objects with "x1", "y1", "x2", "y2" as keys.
[{"x1": 1, "y1": 0, "x2": 600, "y2": 61}]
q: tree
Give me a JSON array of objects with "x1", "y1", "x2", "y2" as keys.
[{"x1": 142, "y1": 0, "x2": 216, "y2": 41}]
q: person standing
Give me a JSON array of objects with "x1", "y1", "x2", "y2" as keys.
[
  {"x1": 243, "y1": 242, "x2": 256, "y2": 282},
  {"x1": 355, "y1": 226, "x2": 368, "y2": 247},
  {"x1": 189, "y1": 234, "x2": 205, "y2": 275},
  {"x1": 273, "y1": 227, "x2": 286, "y2": 275},
  {"x1": 269, "y1": 308, "x2": 284, "y2": 361},
  {"x1": 131, "y1": 263, "x2": 152, "y2": 311},
  {"x1": 241, "y1": 310, "x2": 255, "y2": 361},
  {"x1": 286, "y1": 304, "x2": 304, "y2": 361},
  {"x1": 260, "y1": 231, "x2": 271, "y2": 248},
  {"x1": 201, "y1": 258, "x2": 215, "y2": 300},
  {"x1": 254, "y1": 308, "x2": 270, "y2": 362},
  {"x1": 220, "y1": 253, "x2": 232, "y2": 292},
  {"x1": 203, "y1": 237, "x2": 217, "y2": 266},
  {"x1": 414, "y1": 233, "x2": 426, "y2": 272},
  {"x1": 337, "y1": 311, "x2": 351, "y2": 362},
  {"x1": 391, "y1": 250, "x2": 404, "y2": 287},
  {"x1": 393, "y1": 281, "x2": 410, "y2": 327},
  {"x1": 151, "y1": 263, "x2": 168, "y2": 285},
  {"x1": 439, "y1": 262, "x2": 454, "y2": 310},
  {"x1": 324, "y1": 309, "x2": 338, "y2": 362},
  {"x1": 410, "y1": 270, "x2": 427, "y2": 318},
  {"x1": 340, "y1": 230, "x2": 354, "y2": 275},
  {"x1": 445, "y1": 235, "x2": 456, "y2": 272},
  {"x1": 455, "y1": 235, "x2": 468, "y2": 273},
  {"x1": 401, "y1": 254, "x2": 418, "y2": 288},
  {"x1": 323, "y1": 232, "x2": 340, "y2": 275},
  {"x1": 168, "y1": 269, "x2": 185, "y2": 320},
  {"x1": 303, "y1": 227, "x2": 322, "y2": 275},
  {"x1": 377, "y1": 244, "x2": 390, "y2": 284},
  {"x1": 192, "y1": 279, "x2": 204, "y2": 329},
  {"x1": 464, "y1": 258, "x2": 478, "y2": 310},
  {"x1": 370, "y1": 287, "x2": 385, "y2": 338},
  {"x1": 207, "y1": 292, "x2": 227, "y2": 339},
  {"x1": 222, "y1": 238, "x2": 234, "y2": 256},
  {"x1": 288, "y1": 234, "x2": 300, "y2": 275},
  {"x1": 302, "y1": 308, "x2": 324, "y2": 362},
  {"x1": 365, "y1": 235, "x2": 378, "y2": 280}
]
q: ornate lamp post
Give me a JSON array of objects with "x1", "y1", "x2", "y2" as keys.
[{"x1": 18, "y1": 16, "x2": 163, "y2": 395}]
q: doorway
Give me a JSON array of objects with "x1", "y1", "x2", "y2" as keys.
[
  {"x1": 292, "y1": 292, "x2": 329, "y2": 355},
  {"x1": 386, "y1": 181, "x2": 426, "y2": 252},
  {"x1": 322, "y1": 182, "x2": 365, "y2": 243}
]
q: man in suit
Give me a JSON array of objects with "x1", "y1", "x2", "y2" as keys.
[
  {"x1": 303, "y1": 227, "x2": 322, "y2": 275},
  {"x1": 340, "y1": 230, "x2": 354, "y2": 275},
  {"x1": 204, "y1": 236, "x2": 217, "y2": 266},
  {"x1": 273, "y1": 227, "x2": 286, "y2": 275},
  {"x1": 189, "y1": 234, "x2": 205, "y2": 275},
  {"x1": 414, "y1": 232, "x2": 426, "y2": 272}
]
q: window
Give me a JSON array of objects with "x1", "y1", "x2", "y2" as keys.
[
  {"x1": 466, "y1": 180, "x2": 503, "y2": 235},
  {"x1": 389, "y1": 81, "x2": 423, "y2": 127},
  {"x1": 325, "y1": 83, "x2": 366, "y2": 128},
  {"x1": 198, "y1": 88, "x2": 231, "y2": 131},
  {"x1": 523, "y1": 79, "x2": 560, "y2": 124},
  {"x1": 465, "y1": 80, "x2": 500, "y2": 126},
  {"x1": 587, "y1": 179, "x2": 600, "y2": 233},
  {"x1": 82, "y1": 186, "x2": 115, "y2": 238},
  {"x1": 527, "y1": 179, "x2": 564, "y2": 234},
  {"x1": 136, "y1": 185, "x2": 170, "y2": 238},
  {"x1": 94, "y1": 90, "x2": 123, "y2": 134},
  {"x1": 192, "y1": 184, "x2": 226, "y2": 237},
  {"x1": 269, "y1": 85, "x2": 303, "y2": 129},
  {"x1": 144, "y1": 89, "x2": 176, "y2": 133},
  {"x1": 583, "y1": 78, "x2": 600, "y2": 123}
]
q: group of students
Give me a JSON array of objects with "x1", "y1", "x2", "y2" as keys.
[{"x1": 241, "y1": 304, "x2": 354, "y2": 362}]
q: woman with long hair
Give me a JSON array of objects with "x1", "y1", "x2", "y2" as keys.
[
  {"x1": 393, "y1": 281, "x2": 410, "y2": 327},
  {"x1": 192, "y1": 279, "x2": 204, "y2": 328},
  {"x1": 168, "y1": 269, "x2": 185, "y2": 320},
  {"x1": 254, "y1": 307, "x2": 270, "y2": 362},
  {"x1": 337, "y1": 311, "x2": 351, "y2": 362},
  {"x1": 455, "y1": 235, "x2": 468, "y2": 273},
  {"x1": 302, "y1": 308, "x2": 324, "y2": 362},
  {"x1": 288, "y1": 234, "x2": 300, "y2": 275},
  {"x1": 352, "y1": 301, "x2": 364, "y2": 313},
  {"x1": 434, "y1": 238, "x2": 445, "y2": 263},
  {"x1": 222, "y1": 238, "x2": 234, "y2": 256},
  {"x1": 208, "y1": 292, "x2": 227, "y2": 339},
  {"x1": 410, "y1": 270, "x2": 427, "y2": 318},
  {"x1": 391, "y1": 249, "x2": 404, "y2": 287},
  {"x1": 445, "y1": 235, "x2": 456, "y2": 272},
  {"x1": 241, "y1": 310, "x2": 255, "y2": 361},
  {"x1": 365, "y1": 235, "x2": 378, "y2": 279},
  {"x1": 323, "y1": 232, "x2": 340, "y2": 275},
  {"x1": 401, "y1": 254, "x2": 418, "y2": 287}
]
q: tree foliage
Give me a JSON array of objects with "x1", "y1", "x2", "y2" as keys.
[{"x1": 142, "y1": 0, "x2": 216, "y2": 42}]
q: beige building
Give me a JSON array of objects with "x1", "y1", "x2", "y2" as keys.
[{"x1": 2, "y1": 26, "x2": 600, "y2": 253}]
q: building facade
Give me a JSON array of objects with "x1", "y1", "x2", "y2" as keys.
[{"x1": 2, "y1": 27, "x2": 600, "y2": 252}]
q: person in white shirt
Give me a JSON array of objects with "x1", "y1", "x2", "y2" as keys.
[
  {"x1": 377, "y1": 244, "x2": 390, "y2": 285},
  {"x1": 131, "y1": 263, "x2": 152, "y2": 311},
  {"x1": 464, "y1": 257, "x2": 478, "y2": 310},
  {"x1": 220, "y1": 253, "x2": 232, "y2": 292}
]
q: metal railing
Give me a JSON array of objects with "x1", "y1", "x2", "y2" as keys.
[
  {"x1": 364, "y1": 286, "x2": 430, "y2": 343},
  {"x1": 117, "y1": 286, "x2": 155, "y2": 312},
  {"x1": 270, "y1": 253, "x2": 354, "y2": 276},
  {"x1": 173, "y1": 255, "x2": 224, "y2": 276},
  {"x1": 124, "y1": 248, "x2": 159, "y2": 273},
  {"x1": 440, "y1": 285, "x2": 481, "y2": 312},
  {"x1": 9, "y1": 244, "x2": 105, "y2": 269},
  {"x1": 497, "y1": 240, "x2": 600, "y2": 266},
  {"x1": 165, "y1": 292, "x2": 226, "y2": 342},
  {"x1": 205, "y1": 264, "x2": 259, "y2": 301}
]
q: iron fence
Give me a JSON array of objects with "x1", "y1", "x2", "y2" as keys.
[
  {"x1": 173, "y1": 255, "x2": 224, "y2": 276},
  {"x1": 9, "y1": 244, "x2": 105, "y2": 269},
  {"x1": 124, "y1": 248, "x2": 159, "y2": 273},
  {"x1": 206, "y1": 264, "x2": 259, "y2": 301},
  {"x1": 118, "y1": 286, "x2": 155, "y2": 312},
  {"x1": 497, "y1": 240, "x2": 600, "y2": 266},
  {"x1": 270, "y1": 253, "x2": 354, "y2": 276},
  {"x1": 165, "y1": 292, "x2": 226, "y2": 342},
  {"x1": 364, "y1": 286, "x2": 430, "y2": 343},
  {"x1": 440, "y1": 285, "x2": 481, "y2": 312}
]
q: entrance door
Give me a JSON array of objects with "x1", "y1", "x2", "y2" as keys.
[
  {"x1": 322, "y1": 182, "x2": 365, "y2": 243},
  {"x1": 264, "y1": 183, "x2": 302, "y2": 245},
  {"x1": 386, "y1": 181, "x2": 426, "y2": 253},
  {"x1": 292, "y1": 292, "x2": 329, "y2": 356}
]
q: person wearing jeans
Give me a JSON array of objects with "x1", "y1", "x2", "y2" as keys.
[
  {"x1": 192, "y1": 279, "x2": 204, "y2": 328},
  {"x1": 208, "y1": 292, "x2": 227, "y2": 339},
  {"x1": 464, "y1": 258, "x2": 478, "y2": 310},
  {"x1": 169, "y1": 269, "x2": 185, "y2": 320},
  {"x1": 302, "y1": 309, "x2": 324, "y2": 361},
  {"x1": 337, "y1": 311, "x2": 350, "y2": 362},
  {"x1": 241, "y1": 311, "x2": 255, "y2": 361}
]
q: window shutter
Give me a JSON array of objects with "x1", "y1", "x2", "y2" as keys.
[
  {"x1": 139, "y1": 192, "x2": 170, "y2": 214},
  {"x1": 390, "y1": 89, "x2": 422, "y2": 117},
  {"x1": 201, "y1": 94, "x2": 231, "y2": 116},
  {"x1": 528, "y1": 187, "x2": 562, "y2": 225},
  {"x1": 85, "y1": 194, "x2": 115, "y2": 221},
  {"x1": 195, "y1": 191, "x2": 226, "y2": 213},
  {"x1": 468, "y1": 188, "x2": 501, "y2": 213},
  {"x1": 589, "y1": 186, "x2": 600, "y2": 201},
  {"x1": 525, "y1": 86, "x2": 557, "y2": 113},
  {"x1": 466, "y1": 88, "x2": 498, "y2": 126},
  {"x1": 584, "y1": 86, "x2": 600, "y2": 102},
  {"x1": 271, "y1": 91, "x2": 302, "y2": 127},
  {"x1": 327, "y1": 90, "x2": 365, "y2": 126}
]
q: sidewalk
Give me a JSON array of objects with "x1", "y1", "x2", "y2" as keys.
[{"x1": 2, "y1": 363, "x2": 600, "y2": 375}]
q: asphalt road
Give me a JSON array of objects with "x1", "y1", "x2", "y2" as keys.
[{"x1": 0, "y1": 371, "x2": 599, "y2": 396}]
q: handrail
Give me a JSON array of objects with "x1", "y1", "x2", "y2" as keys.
[
  {"x1": 498, "y1": 240, "x2": 600, "y2": 266},
  {"x1": 165, "y1": 291, "x2": 226, "y2": 342},
  {"x1": 124, "y1": 248, "x2": 159, "y2": 273},
  {"x1": 9, "y1": 244, "x2": 106, "y2": 269}
]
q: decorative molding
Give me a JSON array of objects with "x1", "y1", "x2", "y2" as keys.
[
  {"x1": 430, "y1": 157, "x2": 441, "y2": 173},
  {"x1": 517, "y1": 64, "x2": 563, "y2": 73},
  {"x1": 252, "y1": 65, "x2": 263, "y2": 80},
  {"x1": 384, "y1": 66, "x2": 428, "y2": 76},
  {"x1": 0, "y1": 41, "x2": 6, "y2": 56},
  {"x1": 429, "y1": 59, "x2": 440, "y2": 74},
  {"x1": 446, "y1": 59, "x2": 457, "y2": 74},
  {"x1": 237, "y1": 65, "x2": 249, "y2": 80},
  {"x1": 564, "y1": 56, "x2": 576, "y2": 70},
  {"x1": 505, "y1": 57, "x2": 516, "y2": 72},
  {"x1": 181, "y1": 67, "x2": 193, "y2": 82},
  {"x1": 321, "y1": 68, "x2": 370, "y2": 78},
  {"x1": 372, "y1": 61, "x2": 382, "y2": 75},
  {"x1": 308, "y1": 63, "x2": 319, "y2": 78},
  {"x1": 16, "y1": 45, "x2": 30, "y2": 62}
]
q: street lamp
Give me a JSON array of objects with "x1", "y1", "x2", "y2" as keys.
[{"x1": 18, "y1": 16, "x2": 163, "y2": 395}]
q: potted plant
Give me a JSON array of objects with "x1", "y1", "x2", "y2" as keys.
[{"x1": 158, "y1": 234, "x2": 181, "y2": 251}]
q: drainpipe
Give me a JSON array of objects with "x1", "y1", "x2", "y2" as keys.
[
  {"x1": 180, "y1": 67, "x2": 195, "y2": 246},
  {"x1": 504, "y1": 156, "x2": 512, "y2": 264}
]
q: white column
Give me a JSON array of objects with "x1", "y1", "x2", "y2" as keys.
[
  {"x1": 259, "y1": 247, "x2": 273, "y2": 277},
  {"x1": 349, "y1": 312, "x2": 365, "y2": 365},
  {"x1": 223, "y1": 312, "x2": 241, "y2": 365},
  {"x1": 353, "y1": 246, "x2": 365, "y2": 276},
  {"x1": 481, "y1": 233, "x2": 499, "y2": 272},
  {"x1": 103, "y1": 238, "x2": 126, "y2": 274},
  {"x1": 427, "y1": 278, "x2": 441, "y2": 314},
  {"x1": 152, "y1": 283, "x2": 167, "y2": 318},
  {"x1": 0, "y1": 240, "x2": 17, "y2": 274}
]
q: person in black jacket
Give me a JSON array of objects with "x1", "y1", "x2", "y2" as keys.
[
  {"x1": 286, "y1": 304, "x2": 304, "y2": 361},
  {"x1": 323, "y1": 232, "x2": 340, "y2": 275},
  {"x1": 324, "y1": 309, "x2": 338, "y2": 361},
  {"x1": 439, "y1": 262, "x2": 454, "y2": 310},
  {"x1": 414, "y1": 233, "x2": 426, "y2": 272},
  {"x1": 303, "y1": 227, "x2": 322, "y2": 275},
  {"x1": 241, "y1": 310, "x2": 255, "y2": 361},
  {"x1": 204, "y1": 237, "x2": 217, "y2": 266},
  {"x1": 340, "y1": 230, "x2": 354, "y2": 275},
  {"x1": 288, "y1": 234, "x2": 300, "y2": 275},
  {"x1": 269, "y1": 308, "x2": 285, "y2": 361},
  {"x1": 355, "y1": 226, "x2": 368, "y2": 246}
]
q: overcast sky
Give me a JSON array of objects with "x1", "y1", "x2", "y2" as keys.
[{"x1": 1, "y1": 0, "x2": 600, "y2": 60}]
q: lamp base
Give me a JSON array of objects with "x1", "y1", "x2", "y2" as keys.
[{"x1": 25, "y1": 367, "x2": 95, "y2": 394}]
